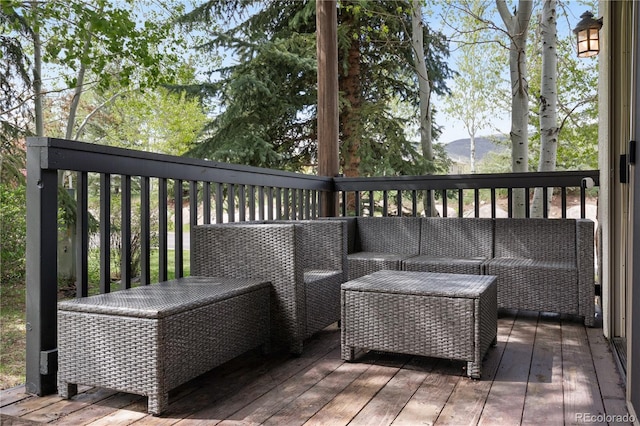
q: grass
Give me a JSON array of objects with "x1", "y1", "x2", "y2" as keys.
[
  {"x1": 0, "y1": 249, "x2": 189, "y2": 390},
  {"x1": 0, "y1": 280, "x2": 26, "y2": 390}
]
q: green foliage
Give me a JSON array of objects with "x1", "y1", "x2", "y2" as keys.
[
  {"x1": 0, "y1": 182, "x2": 26, "y2": 285},
  {"x1": 179, "y1": 0, "x2": 454, "y2": 176},
  {"x1": 443, "y1": 0, "x2": 506, "y2": 145},
  {"x1": 82, "y1": 82, "x2": 207, "y2": 155}
]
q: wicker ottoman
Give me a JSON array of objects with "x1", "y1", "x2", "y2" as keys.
[
  {"x1": 57, "y1": 276, "x2": 270, "y2": 415},
  {"x1": 341, "y1": 270, "x2": 497, "y2": 378}
]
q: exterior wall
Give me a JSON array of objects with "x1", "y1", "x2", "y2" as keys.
[
  {"x1": 601, "y1": 0, "x2": 639, "y2": 419},
  {"x1": 630, "y1": 0, "x2": 639, "y2": 420}
]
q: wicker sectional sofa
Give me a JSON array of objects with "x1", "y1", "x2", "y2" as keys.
[{"x1": 335, "y1": 216, "x2": 595, "y2": 326}]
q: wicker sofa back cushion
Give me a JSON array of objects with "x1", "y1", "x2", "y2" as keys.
[
  {"x1": 419, "y1": 217, "x2": 494, "y2": 258},
  {"x1": 494, "y1": 218, "x2": 577, "y2": 262},
  {"x1": 356, "y1": 217, "x2": 422, "y2": 254}
]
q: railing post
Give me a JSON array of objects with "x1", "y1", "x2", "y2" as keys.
[{"x1": 25, "y1": 137, "x2": 59, "y2": 395}]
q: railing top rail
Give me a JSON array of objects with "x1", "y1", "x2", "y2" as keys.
[
  {"x1": 28, "y1": 137, "x2": 333, "y2": 191},
  {"x1": 334, "y1": 170, "x2": 600, "y2": 191}
]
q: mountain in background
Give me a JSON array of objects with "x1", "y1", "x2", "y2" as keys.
[{"x1": 443, "y1": 136, "x2": 508, "y2": 164}]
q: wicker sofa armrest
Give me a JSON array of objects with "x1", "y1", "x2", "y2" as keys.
[{"x1": 576, "y1": 219, "x2": 596, "y2": 326}]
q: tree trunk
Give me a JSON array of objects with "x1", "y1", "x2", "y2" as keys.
[
  {"x1": 338, "y1": 8, "x2": 362, "y2": 212},
  {"x1": 412, "y1": 0, "x2": 437, "y2": 217},
  {"x1": 497, "y1": 0, "x2": 533, "y2": 217},
  {"x1": 65, "y1": 30, "x2": 92, "y2": 140},
  {"x1": 32, "y1": 2, "x2": 43, "y2": 137},
  {"x1": 340, "y1": 43, "x2": 361, "y2": 179},
  {"x1": 532, "y1": 0, "x2": 558, "y2": 217},
  {"x1": 470, "y1": 134, "x2": 476, "y2": 173}
]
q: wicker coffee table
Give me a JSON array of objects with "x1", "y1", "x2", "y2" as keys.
[
  {"x1": 341, "y1": 270, "x2": 497, "y2": 378},
  {"x1": 57, "y1": 276, "x2": 270, "y2": 415}
]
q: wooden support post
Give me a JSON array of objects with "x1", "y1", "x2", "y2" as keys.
[{"x1": 316, "y1": 0, "x2": 339, "y2": 217}]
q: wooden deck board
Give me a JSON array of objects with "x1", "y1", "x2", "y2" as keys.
[
  {"x1": 477, "y1": 312, "x2": 536, "y2": 425},
  {"x1": 0, "y1": 313, "x2": 630, "y2": 426},
  {"x1": 520, "y1": 314, "x2": 564, "y2": 425}
]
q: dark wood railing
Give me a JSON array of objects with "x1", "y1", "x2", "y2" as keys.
[{"x1": 25, "y1": 137, "x2": 600, "y2": 396}]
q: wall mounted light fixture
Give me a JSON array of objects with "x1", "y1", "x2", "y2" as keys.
[{"x1": 573, "y1": 11, "x2": 604, "y2": 58}]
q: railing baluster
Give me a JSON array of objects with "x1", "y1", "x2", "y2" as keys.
[
  {"x1": 542, "y1": 187, "x2": 549, "y2": 218},
  {"x1": 491, "y1": 188, "x2": 496, "y2": 218},
  {"x1": 189, "y1": 180, "x2": 198, "y2": 228},
  {"x1": 458, "y1": 189, "x2": 464, "y2": 217},
  {"x1": 174, "y1": 179, "x2": 183, "y2": 278},
  {"x1": 100, "y1": 173, "x2": 111, "y2": 293},
  {"x1": 121, "y1": 175, "x2": 132, "y2": 290},
  {"x1": 159, "y1": 177, "x2": 168, "y2": 282},
  {"x1": 442, "y1": 190, "x2": 447, "y2": 217},
  {"x1": 383, "y1": 190, "x2": 388, "y2": 216},
  {"x1": 141, "y1": 176, "x2": 150, "y2": 285},
  {"x1": 228, "y1": 184, "x2": 236, "y2": 222},
  {"x1": 258, "y1": 186, "x2": 265, "y2": 220},
  {"x1": 507, "y1": 188, "x2": 513, "y2": 218},
  {"x1": 216, "y1": 183, "x2": 224, "y2": 224},
  {"x1": 238, "y1": 185, "x2": 246, "y2": 222},
  {"x1": 474, "y1": 189, "x2": 480, "y2": 218},
  {"x1": 75, "y1": 172, "x2": 89, "y2": 297},
  {"x1": 203, "y1": 182, "x2": 211, "y2": 224},
  {"x1": 561, "y1": 187, "x2": 567, "y2": 218},
  {"x1": 412, "y1": 190, "x2": 418, "y2": 217},
  {"x1": 267, "y1": 187, "x2": 273, "y2": 220}
]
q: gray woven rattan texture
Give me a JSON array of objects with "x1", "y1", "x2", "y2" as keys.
[
  {"x1": 484, "y1": 218, "x2": 595, "y2": 326},
  {"x1": 341, "y1": 270, "x2": 497, "y2": 378},
  {"x1": 57, "y1": 277, "x2": 270, "y2": 415},
  {"x1": 344, "y1": 217, "x2": 595, "y2": 326},
  {"x1": 347, "y1": 217, "x2": 421, "y2": 280},
  {"x1": 192, "y1": 221, "x2": 346, "y2": 353},
  {"x1": 403, "y1": 218, "x2": 493, "y2": 275}
]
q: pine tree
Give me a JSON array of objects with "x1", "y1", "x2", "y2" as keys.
[{"x1": 179, "y1": 0, "x2": 454, "y2": 176}]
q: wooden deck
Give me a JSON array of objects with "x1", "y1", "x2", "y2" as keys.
[{"x1": 0, "y1": 311, "x2": 632, "y2": 426}]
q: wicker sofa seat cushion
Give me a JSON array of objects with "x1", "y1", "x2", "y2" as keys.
[
  {"x1": 347, "y1": 252, "x2": 412, "y2": 280},
  {"x1": 403, "y1": 255, "x2": 487, "y2": 275}
]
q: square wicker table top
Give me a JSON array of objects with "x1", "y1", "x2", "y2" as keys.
[
  {"x1": 341, "y1": 270, "x2": 497, "y2": 298},
  {"x1": 57, "y1": 276, "x2": 270, "y2": 318}
]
